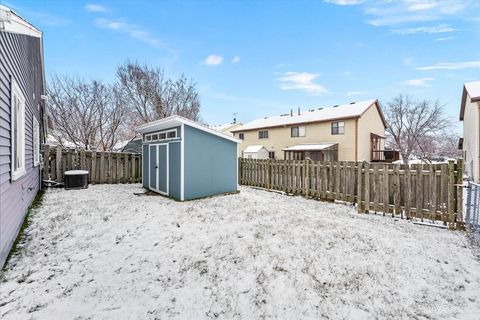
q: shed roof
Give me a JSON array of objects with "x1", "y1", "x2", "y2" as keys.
[
  {"x1": 232, "y1": 99, "x2": 386, "y2": 132},
  {"x1": 460, "y1": 81, "x2": 480, "y2": 121},
  {"x1": 243, "y1": 145, "x2": 268, "y2": 153},
  {"x1": 136, "y1": 115, "x2": 241, "y2": 144},
  {"x1": 283, "y1": 143, "x2": 336, "y2": 151}
]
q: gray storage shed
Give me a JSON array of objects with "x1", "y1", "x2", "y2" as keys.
[{"x1": 137, "y1": 116, "x2": 241, "y2": 201}]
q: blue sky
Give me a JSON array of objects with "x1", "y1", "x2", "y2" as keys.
[{"x1": 3, "y1": 0, "x2": 480, "y2": 130}]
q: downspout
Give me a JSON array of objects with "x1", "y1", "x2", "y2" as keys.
[{"x1": 355, "y1": 118, "x2": 358, "y2": 162}]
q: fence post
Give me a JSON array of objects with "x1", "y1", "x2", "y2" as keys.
[
  {"x1": 448, "y1": 160, "x2": 455, "y2": 229},
  {"x1": 56, "y1": 146, "x2": 62, "y2": 183},
  {"x1": 405, "y1": 165, "x2": 411, "y2": 219},
  {"x1": 91, "y1": 151, "x2": 97, "y2": 183},
  {"x1": 80, "y1": 149, "x2": 86, "y2": 170},
  {"x1": 364, "y1": 162, "x2": 370, "y2": 212},
  {"x1": 383, "y1": 163, "x2": 389, "y2": 216},
  {"x1": 357, "y1": 162, "x2": 363, "y2": 213},
  {"x1": 238, "y1": 158, "x2": 241, "y2": 185},
  {"x1": 43, "y1": 145, "x2": 50, "y2": 181},
  {"x1": 394, "y1": 165, "x2": 401, "y2": 218},
  {"x1": 457, "y1": 158, "x2": 464, "y2": 222}
]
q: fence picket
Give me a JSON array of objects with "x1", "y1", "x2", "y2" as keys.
[{"x1": 43, "y1": 146, "x2": 141, "y2": 184}]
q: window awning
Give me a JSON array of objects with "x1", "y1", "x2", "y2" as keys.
[{"x1": 283, "y1": 143, "x2": 337, "y2": 151}]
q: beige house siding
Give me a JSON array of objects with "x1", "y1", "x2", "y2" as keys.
[
  {"x1": 235, "y1": 103, "x2": 386, "y2": 161},
  {"x1": 463, "y1": 95, "x2": 480, "y2": 181},
  {"x1": 236, "y1": 118, "x2": 358, "y2": 161},
  {"x1": 357, "y1": 105, "x2": 386, "y2": 161}
]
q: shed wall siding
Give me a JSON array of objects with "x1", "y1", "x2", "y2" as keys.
[
  {"x1": 0, "y1": 31, "x2": 44, "y2": 266},
  {"x1": 184, "y1": 125, "x2": 237, "y2": 200},
  {"x1": 168, "y1": 142, "x2": 181, "y2": 200}
]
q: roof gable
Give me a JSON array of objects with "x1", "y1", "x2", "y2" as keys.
[
  {"x1": 232, "y1": 99, "x2": 386, "y2": 132},
  {"x1": 460, "y1": 81, "x2": 480, "y2": 121},
  {"x1": 136, "y1": 115, "x2": 241, "y2": 144},
  {"x1": 0, "y1": 5, "x2": 42, "y2": 38}
]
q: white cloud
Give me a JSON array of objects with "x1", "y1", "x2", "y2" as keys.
[
  {"x1": 347, "y1": 90, "x2": 367, "y2": 96},
  {"x1": 404, "y1": 77, "x2": 434, "y2": 87},
  {"x1": 435, "y1": 36, "x2": 455, "y2": 41},
  {"x1": 85, "y1": 4, "x2": 108, "y2": 12},
  {"x1": 95, "y1": 18, "x2": 160, "y2": 47},
  {"x1": 416, "y1": 60, "x2": 480, "y2": 70},
  {"x1": 392, "y1": 24, "x2": 455, "y2": 34},
  {"x1": 278, "y1": 72, "x2": 327, "y2": 95},
  {"x1": 324, "y1": 0, "x2": 365, "y2": 5},
  {"x1": 358, "y1": 0, "x2": 475, "y2": 27},
  {"x1": 203, "y1": 54, "x2": 224, "y2": 66},
  {"x1": 232, "y1": 56, "x2": 241, "y2": 63}
]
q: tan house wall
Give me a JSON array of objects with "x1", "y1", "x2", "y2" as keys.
[
  {"x1": 235, "y1": 104, "x2": 386, "y2": 161},
  {"x1": 463, "y1": 95, "x2": 480, "y2": 181},
  {"x1": 357, "y1": 105, "x2": 386, "y2": 161},
  {"x1": 236, "y1": 118, "x2": 358, "y2": 161}
]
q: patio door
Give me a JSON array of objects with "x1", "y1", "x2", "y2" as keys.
[{"x1": 149, "y1": 143, "x2": 169, "y2": 195}]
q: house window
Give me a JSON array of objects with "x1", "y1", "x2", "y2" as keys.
[
  {"x1": 159, "y1": 132, "x2": 167, "y2": 140},
  {"x1": 167, "y1": 130, "x2": 177, "y2": 139},
  {"x1": 11, "y1": 79, "x2": 26, "y2": 180},
  {"x1": 268, "y1": 151, "x2": 275, "y2": 159},
  {"x1": 331, "y1": 121, "x2": 345, "y2": 135},
  {"x1": 259, "y1": 130, "x2": 269, "y2": 139},
  {"x1": 238, "y1": 133, "x2": 245, "y2": 140},
  {"x1": 145, "y1": 135, "x2": 152, "y2": 142},
  {"x1": 291, "y1": 126, "x2": 305, "y2": 137},
  {"x1": 33, "y1": 117, "x2": 40, "y2": 166},
  {"x1": 152, "y1": 134, "x2": 158, "y2": 141}
]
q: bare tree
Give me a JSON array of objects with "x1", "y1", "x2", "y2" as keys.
[
  {"x1": 384, "y1": 95, "x2": 452, "y2": 164},
  {"x1": 415, "y1": 133, "x2": 461, "y2": 163},
  {"x1": 47, "y1": 74, "x2": 127, "y2": 151},
  {"x1": 116, "y1": 61, "x2": 201, "y2": 128}
]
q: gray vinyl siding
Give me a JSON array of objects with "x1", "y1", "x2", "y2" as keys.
[
  {"x1": 0, "y1": 31, "x2": 44, "y2": 267},
  {"x1": 184, "y1": 125, "x2": 237, "y2": 200}
]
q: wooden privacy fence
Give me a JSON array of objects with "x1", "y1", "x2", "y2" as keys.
[
  {"x1": 43, "y1": 145, "x2": 142, "y2": 184},
  {"x1": 239, "y1": 158, "x2": 464, "y2": 229}
]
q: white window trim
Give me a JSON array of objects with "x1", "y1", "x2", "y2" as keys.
[
  {"x1": 11, "y1": 78, "x2": 26, "y2": 181},
  {"x1": 33, "y1": 117, "x2": 40, "y2": 167},
  {"x1": 144, "y1": 129, "x2": 178, "y2": 142}
]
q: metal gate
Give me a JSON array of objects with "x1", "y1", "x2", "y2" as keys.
[{"x1": 465, "y1": 181, "x2": 480, "y2": 236}]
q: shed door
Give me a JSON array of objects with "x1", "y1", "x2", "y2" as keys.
[{"x1": 149, "y1": 143, "x2": 169, "y2": 195}]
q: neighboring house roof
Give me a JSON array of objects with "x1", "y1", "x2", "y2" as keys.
[
  {"x1": 283, "y1": 143, "x2": 337, "y2": 151},
  {"x1": 121, "y1": 137, "x2": 142, "y2": 154},
  {"x1": 0, "y1": 5, "x2": 42, "y2": 38},
  {"x1": 243, "y1": 145, "x2": 268, "y2": 153},
  {"x1": 232, "y1": 99, "x2": 386, "y2": 132},
  {"x1": 460, "y1": 81, "x2": 480, "y2": 121},
  {"x1": 136, "y1": 115, "x2": 241, "y2": 144},
  {"x1": 211, "y1": 122, "x2": 242, "y2": 132}
]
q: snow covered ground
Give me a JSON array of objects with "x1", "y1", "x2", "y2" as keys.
[{"x1": 1, "y1": 184, "x2": 480, "y2": 319}]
